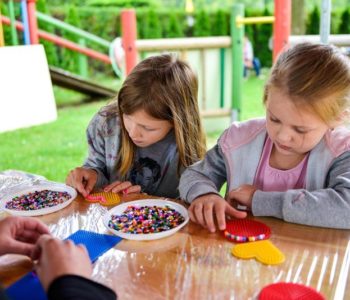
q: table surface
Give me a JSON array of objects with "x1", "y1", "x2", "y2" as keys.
[{"x1": 0, "y1": 193, "x2": 349, "y2": 300}]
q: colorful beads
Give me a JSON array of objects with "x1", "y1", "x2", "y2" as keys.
[
  {"x1": 6, "y1": 190, "x2": 71, "y2": 211},
  {"x1": 108, "y1": 205, "x2": 185, "y2": 234},
  {"x1": 224, "y1": 231, "x2": 266, "y2": 242}
]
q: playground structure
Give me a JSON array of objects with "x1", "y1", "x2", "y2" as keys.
[{"x1": 0, "y1": 0, "x2": 347, "y2": 124}]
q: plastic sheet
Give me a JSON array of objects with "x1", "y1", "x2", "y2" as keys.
[{"x1": 0, "y1": 170, "x2": 349, "y2": 299}]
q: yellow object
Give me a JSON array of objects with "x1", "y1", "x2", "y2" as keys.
[
  {"x1": 231, "y1": 240, "x2": 285, "y2": 265},
  {"x1": 236, "y1": 16, "x2": 275, "y2": 26},
  {"x1": 85, "y1": 192, "x2": 121, "y2": 206}
]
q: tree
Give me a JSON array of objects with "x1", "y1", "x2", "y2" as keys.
[
  {"x1": 193, "y1": 10, "x2": 210, "y2": 37},
  {"x1": 338, "y1": 8, "x2": 350, "y2": 34},
  {"x1": 144, "y1": 10, "x2": 162, "y2": 38},
  {"x1": 306, "y1": 6, "x2": 320, "y2": 34},
  {"x1": 255, "y1": 8, "x2": 272, "y2": 67},
  {"x1": 61, "y1": 6, "x2": 81, "y2": 73},
  {"x1": 165, "y1": 13, "x2": 184, "y2": 38},
  {"x1": 37, "y1": 0, "x2": 59, "y2": 66},
  {"x1": 212, "y1": 9, "x2": 228, "y2": 36},
  {"x1": 0, "y1": 3, "x2": 13, "y2": 45}
]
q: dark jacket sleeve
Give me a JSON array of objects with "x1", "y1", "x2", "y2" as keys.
[{"x1": 47, "y1": 275, "x2": 117, "y2": 300}]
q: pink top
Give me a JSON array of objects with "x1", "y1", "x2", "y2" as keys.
[{"x1": 254, "y1": 137, "x2": 309, "y2": 192}]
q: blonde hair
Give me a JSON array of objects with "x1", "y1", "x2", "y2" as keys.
[
  {"x1": 264, "y1": 43, "x2": 350, "y2": 125},
  {"x1": 105, "y1": 54, "x2": 206, "y2": 177}
]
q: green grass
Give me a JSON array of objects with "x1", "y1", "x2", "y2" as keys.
[
  {"x1": 0, "y1": 72, "x2": 267, "y2": 182},
  {"x1": 0, "y1": 102, "x2": 106, "y2": 182}
]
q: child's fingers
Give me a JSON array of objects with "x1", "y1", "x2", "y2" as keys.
[
  {"x1": 126, "y1": 185, "x2": 141, "y2": 194},
  {"x1": 84, "y1": 179, "x2": 96, "y2": 196},
  {"x1": 203, "y1": 203, "x2": 216, "y2": 233},
  {"x1": 188, "y1": 207, "x2": 198, "y2": 224},
  {"x1": 103, "y1": 181, "x2": 121, "y2": 192},
  {"x1": 214, "y1": 204, "x2": 226, "y2": 231},
  {"x1": 226, "y1": 205, "x2": 247, "y2": 219},
  {"x1": 111, "y1": 181, "x2": 132, "y2": 193},
  {"x1": 193, "y1": 203, "x2": 206, "y2": 229}
]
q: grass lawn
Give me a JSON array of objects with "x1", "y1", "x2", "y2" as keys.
[{"x1": 0, "y1": 72, "x2": 267, "y2": 182}]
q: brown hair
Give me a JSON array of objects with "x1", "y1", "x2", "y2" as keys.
[
  {"x1": 104, "y1": 54, "x2": 206, "y2": 177},
  {"x1": 264, "y1": 42, "x2": 350, "y2": 125}
]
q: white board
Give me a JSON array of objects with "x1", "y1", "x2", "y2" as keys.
[{"x1": 0, "y1": 45, "x2": 57, "y2": 133}]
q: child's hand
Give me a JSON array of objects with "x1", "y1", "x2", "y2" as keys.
[
  {"x1": 227, "y1": 184, "x2": 257, "y2": 209},
  {"x1": 189, "y1": 193, "x2": 247, "y2": 233},
  {"x1": 66, "y1": 167, "x2": 98, "y2": 197},
  {"x1": 104, "y1": 181, "x2": 141, "y2": 195}
]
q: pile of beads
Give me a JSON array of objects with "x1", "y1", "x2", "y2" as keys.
[
  {"x1": 108, "y1": 205, "x2": 185, "y2": 234},
  {"x1": 6, "y1": 190, "x2": 71, "y2": 211}
]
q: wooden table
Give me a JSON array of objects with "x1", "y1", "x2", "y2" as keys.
[{"x1": 0, "y1": 194, "x2": 349, "y2": 300}]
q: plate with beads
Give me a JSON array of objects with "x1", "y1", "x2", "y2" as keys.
[
  {"x1": 0, "y1": 183, "x2": 77, "y2": 216},
  {"x1": 103, "y1": 199, "x2": 189, "y2": 241}
]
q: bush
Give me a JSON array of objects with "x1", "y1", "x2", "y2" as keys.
[
  {"x1": 164, "y1": 12, "x2": 184, "y2": 38},
  {"x1": 37, "y1": 0, "x2": 59, "y2": 66},
  {"x1": 86, "y1": 0, "x2": 160, "y2": 7},
  {"x1": 338, "y1": 8, "x2": 350, "y2": 34},
  {"x1": 193, "y1": 10, "x2": 211, "y2": 37},
  {"x1": 306, "y1": 6, "x2": 320, "y2": 34},
  {"x1": 255, "y1": 8, "x2": 272, "y2": 67},
  {"x1": 212, "y1": 9, "x2": 229, "y2": 36},
  {"x1": 61, "y1": 5, "x2": 81, "y2": 74}
]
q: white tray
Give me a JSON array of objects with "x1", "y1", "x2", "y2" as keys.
[
  {"x1": 1, "y1": 183, "x2": 77, "y2": 216},
  {"x1": 103, "y1": 199, "x2": 189, "y2": 241}
]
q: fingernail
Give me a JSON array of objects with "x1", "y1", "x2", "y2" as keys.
[{"x1": 122, "y1": 188, "x2": 128, "y2": 195}]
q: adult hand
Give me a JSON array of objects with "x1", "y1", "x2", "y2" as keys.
[
  {"x1": 32, "y1": 235, "x2": 92, "y2": 291},
  {"x1": 0, "y1": 216, "x2": 50, "y2": 256},
  {"x1": 227, "y1": 184, "x2": 257, "y2": 210},
  {"x1": 104, "y1": 180, "x2": 141, "y2": 195},
  {"x1": 188, "y1": 193, "x2": 247, "y2": 233},
  {"x1": 66, "y1": 167, "x2": 98, "y2": 197}
]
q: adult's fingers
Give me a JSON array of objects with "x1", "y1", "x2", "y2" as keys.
[
  {"x1": 7, "y1": 240, "x2": 35, "y2": 257},
  {"x1": 31, "y1": 234, "x2": 53, "y2": 261},
  {"x1": 19, "y1": 217, "x2": 50, "y2": 235}
]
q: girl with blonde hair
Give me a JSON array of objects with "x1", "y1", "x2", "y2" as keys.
[
  {"x1": 180, "y1": 43, "x2": 350, "y2": 231},
  {"x1": 67, "y1": 54, "x2": 206, "y2": 198}
]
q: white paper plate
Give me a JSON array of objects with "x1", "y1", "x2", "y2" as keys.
[
  {"x1": 0, "y1": 183, "x2": 77, "y2": 216},
  {"x1": 103, "y1": 199, "x2": 189, "y2": 241}
]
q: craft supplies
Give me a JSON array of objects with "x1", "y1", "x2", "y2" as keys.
[
  {"x1": 5, "y1": 190, "x2": 70, "y2": 211},
  {"x1": 1, "y1": 183, "x2": 77, "y2": 216},
  {"x1": 108, "y1": 205, "x2": 185, "y2": 234},
  {"x1": 224, "y1": 219, "x2": 271, "y2": 243},
  {"x1": 103, "y1": 199, "x2": 189, "y2": 240},
  {"x1": 85, "y1": 192, "x2": 120, "y2": 206}
]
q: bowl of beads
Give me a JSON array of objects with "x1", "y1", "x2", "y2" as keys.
[
  {"x1": 1, "y1": 183, "x2": 77, "y2": 216},
  {"x1": 103, "y1": 199, "x2": 189, "y2": 241}
]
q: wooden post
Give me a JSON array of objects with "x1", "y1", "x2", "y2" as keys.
[
  {"x1": 27, "y1": 0, "x2": 39, "y2": 44},
  {"x1": 121, "y1": 9, "x2": 137, "y2": 75},
  {"x1": 273, "y1": 0, "x2": 291, "y2": 61}
]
